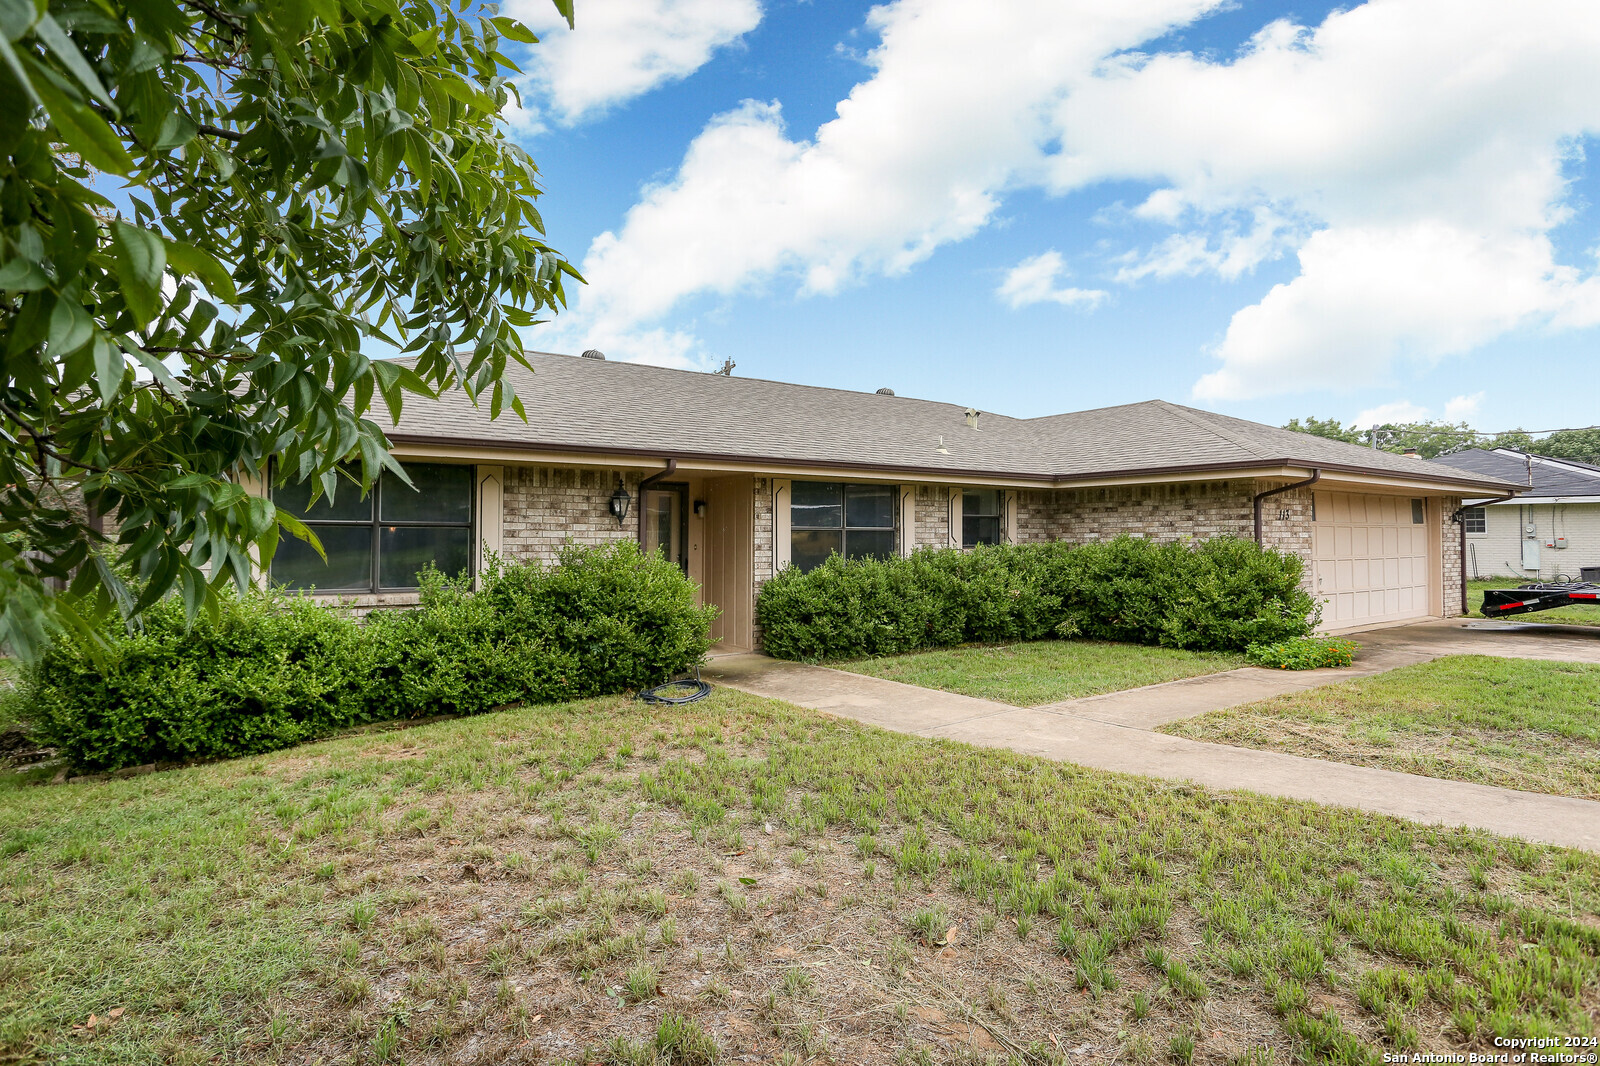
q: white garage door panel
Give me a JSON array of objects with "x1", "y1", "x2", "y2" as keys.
[{"x1": 1313, "y1": 491, "x2": 1432, "y2": 629}]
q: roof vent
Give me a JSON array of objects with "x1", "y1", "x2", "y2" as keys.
[
  {"x1": 581, "y1": 349, "x2": 606, "y2": 360},
  {"x1": 1402, "y1": 447, "x2": 1420, "y2": 459},
  {"x1": 965, "y1": 407, "x2": 980, "y2": 429},
  {"x1": 876, "y1": 387, "x2": 895, "y2": 396}
]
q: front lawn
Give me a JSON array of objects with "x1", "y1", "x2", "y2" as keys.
[
  {"x1": 1469, "y1": 578, "x2": 1600, "y2": 627},
  {"x1": 3, "y1": 689, "x2": 1598, "y2": 1064},
  {"x1": 832, "y1": 640, "x2": 1247, "y2": 706},
  {"x1": 1162, "y1": 656, "x2": 1600, "y2": 799}
]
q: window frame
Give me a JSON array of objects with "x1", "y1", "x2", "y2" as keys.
[
  {"x1": 788, "y1": 481, "x2": 898, "y2": 572},
  {"x1": 1462, "y1": 506, "x2": 1487, "y2": 535},
  {"x1": 961, "y1": 488, "x2": 1005, "y2": 549},
  {"x1": 270, "y1": 461, "x2": 476, "y2": 593}
]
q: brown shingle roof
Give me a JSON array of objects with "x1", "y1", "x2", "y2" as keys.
[{"x1": 385, "y1": 352, "x2": 1518, "y2": 491}]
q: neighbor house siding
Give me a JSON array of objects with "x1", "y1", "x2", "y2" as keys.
[
  {"x1": 500, "y1": 465, "x2": 643, "y2": 563},
  {"x1": 1467, "y1": 502, "x2": 1600, "y2": 582}
]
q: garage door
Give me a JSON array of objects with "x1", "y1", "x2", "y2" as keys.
[{"x1": 1312, "y1": 492, "x2": 1432, "y2": 629}]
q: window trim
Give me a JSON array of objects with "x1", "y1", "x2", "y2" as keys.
[
  {"x1": 789, "y1": 480, "x2": 898, "y2": 571},
  {"x1": 1462, "y1": 505, "x2": 1488, "y2": 535},
  {"x1": 270, "y1": 461, "x2": 476, "y2": 593},
  {"x1": 961, "y1": 488, "x2": 1005, "y2": 549}
]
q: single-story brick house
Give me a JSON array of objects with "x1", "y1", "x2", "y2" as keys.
[
  {"x1": 1430, "y1": 448, "x2": 1600, "y2": 582},
  {"x1": 264, "y1": 351, "x2": 1519, "y2": 649}
]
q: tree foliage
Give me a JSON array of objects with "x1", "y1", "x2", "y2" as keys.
[
  {"x1": 1284, "y1": 416, "x2": 1599, "y2": 463},
  {"x1": 0, "y1": 0, "x2": 576, "y2": 657}
]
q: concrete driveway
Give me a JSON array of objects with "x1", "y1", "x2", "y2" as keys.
[{"x1": 704, "y1": 618, "x2": 1600, "y2": 851}]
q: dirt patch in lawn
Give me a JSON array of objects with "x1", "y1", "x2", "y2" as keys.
[{"x1": 3, "y1": 690, "x2": 1598, "y2": 1065}]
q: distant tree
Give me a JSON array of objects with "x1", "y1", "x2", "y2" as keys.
[
  {"x1": 1531, "y1": 427, "x2": 1600, "y2": 465},
  {"x1": 1283, "y1": 416, "x2": 1363, "y2": 445},
  {"x1": 0, "y1": 0, "x2": 577, "y2": 657},
  {"x1": 1379, "y1": 421, "x2": 1479, "y2": 459},
  {"x1": 1476, "y1": 429, "x2": 1534, "y2": 452}
]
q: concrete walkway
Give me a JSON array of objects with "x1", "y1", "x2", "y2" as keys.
[{"x1": 704, "y1": 620, "x2": 1600, "y2": 852}]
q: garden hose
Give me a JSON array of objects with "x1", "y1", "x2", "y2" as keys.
[{"x1": 638, "y1": 669, "x2": 713, "y2": 705}]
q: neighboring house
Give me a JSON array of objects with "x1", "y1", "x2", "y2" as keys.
[
  {"x1": 259, "y1": 351, "x2": 1517, "y2": 648},
  {"x1": 1430, "y1": 448, "x2": 1600, "y2": 583}
]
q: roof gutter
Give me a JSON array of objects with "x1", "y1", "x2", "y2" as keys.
[
  {"x1": 385, "y1": 433, "x2": 1519, "y2": 495},
  {"x1": 1253, "y1": 470, "x2": 1321, "y2": 544},
  {"x1": 636, "y1": 458, "x2": 677, "y2": 549}
]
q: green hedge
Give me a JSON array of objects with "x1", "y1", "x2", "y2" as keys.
[
  {"x1": 26, "y1": 542, "x2": 714, "y2": 771},
  {"x1": 755, "y1": 536, "x2": 1318, "y2": 661}
]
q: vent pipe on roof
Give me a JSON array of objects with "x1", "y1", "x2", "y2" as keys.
[{"x1": 581, "y1": 349, "x2": 606, "y2": 360}]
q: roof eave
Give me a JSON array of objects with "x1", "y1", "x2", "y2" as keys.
[{"x1": 386, "y1": 433, "x2": 1523, "y2": 494}]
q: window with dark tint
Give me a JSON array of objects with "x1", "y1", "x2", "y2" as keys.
[
  {"x1": 1411, "y1": 498, "x2": 1425, "y2": 524},
  {"x1": 790, "y1": 482, "x2": 897, "y2": 572},
  {"x1": 272, "y1": 462, "x2": 473, "y2": 592},
  {"x1": 1463, "y1": 506, "x2": 1487, "y2": 534},
  {"x1": 962, "y1": 489, "x2": 1003, "y2": 548}
]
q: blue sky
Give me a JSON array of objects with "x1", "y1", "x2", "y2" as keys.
[{"x1": 501, "y1": 0, "x2": 1600, "y2": 436}]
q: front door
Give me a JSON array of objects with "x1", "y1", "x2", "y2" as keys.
[{"x1": 643, "y1": 485, "x2": 687, "y2": 572}]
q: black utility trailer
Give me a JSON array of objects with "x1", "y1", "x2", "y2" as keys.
[{"x1": 1479, "y1": 582, "x2": 1600, "y2": 618}]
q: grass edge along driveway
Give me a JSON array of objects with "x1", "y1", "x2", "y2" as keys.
[
  {"x1": 830, "y1": 639, "x2": 1248, "y2": 706},
  {"x1": 1468, "y1": 578, "x2": 1600, "y2": 627},
  {"x1": 1162, "y1": 655, "x2": 1600, "y2": 800},
  {"x1": 2, "y1": 687, "x2": 1598, "y2": 1065}
]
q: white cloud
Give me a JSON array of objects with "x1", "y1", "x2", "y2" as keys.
[
  {"x1": 1444, "y1": 392, "x2": 1486, "y2": 422},
  {"x1": 551, "y1": 0, "x2": 1221, "y2": 360},
  {"x1": 1352, "y1": 400, "x2": 1429, "y2": 428},
  {"x1": 506, "y1": 0, "x2": 761, "y2": 126},
  {"x1": 1046, "y1": 0, "x2": 1600, "y2": 400},
  {"x1": 550, "y1": 0, "x2": 1600, "y2": 383},
  {"x1": 997, "y1": 251, "x2": 1107, "y2": 309}
]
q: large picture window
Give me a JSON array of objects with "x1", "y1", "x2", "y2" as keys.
[
  {"x1": 962, "y1": 489, "x2": 1003, "y2": 548},
  {"x1": 272, "y1": 462, "x2": 474, "y2": 592},
  {"x1": 790, "y1": 481, "x2": 896, "y2": 572}
]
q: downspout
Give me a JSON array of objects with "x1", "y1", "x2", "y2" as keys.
[
  {"x1": 636, "y1": 458, "x2": 678, "y2": 548},
  {"x1": 1253, "y1": 470, "x2": 1321, "y2": 544},
  {"x1": 1450, "y1": 490, "x2": 1517, "y2": 615}
]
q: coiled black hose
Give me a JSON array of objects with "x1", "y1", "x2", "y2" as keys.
[{"x1": 638, "y1": 677, "x2": 713, "y2": 705}]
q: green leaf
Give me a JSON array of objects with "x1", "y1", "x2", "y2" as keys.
[
  {"x1": 164, "y1": 239, "x2": 237, "y2": 303},
  {"x1": 33, "y1": 13, "x2": 115, "y2": 110},
  {"x1": 0, "y1": 29, "x2": 39, "y2": 110},
  {"x1": 0, "y1": 0, "x2": 42, "y2": 43},
  {"x1": 90, "y1": 335, "x2": 123, "y2": 404},
  {"x1": 28, "y1": 64, "x2": 132, "y2": 174},
  {"x1": 112, "y1": 220, "x2": 166, "y2": 327},
  {"x1": 490, "y1": 16, "x2": 538, "y2": 44},
  {"x1": 0, "y1": 256, "x2": 48, "y2": 290},
  {"x1": 47, "y1": 297, "x2": 93, "y2": 355},
  {"x1": 547, "y1": 0, "x2": 574, "y2": 30}
]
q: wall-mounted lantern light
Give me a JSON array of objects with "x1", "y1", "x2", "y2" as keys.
[{"x1": 608, "y1": 480, "x2": 632, "y2": 525}]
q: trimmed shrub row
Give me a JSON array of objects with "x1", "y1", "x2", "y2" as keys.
[
  {"x1": 24, "y1": 542, "x2": 714, "y2": 771},
  {"x1": 755, "y1": 535, "x2": 1319, "y2": 661}
]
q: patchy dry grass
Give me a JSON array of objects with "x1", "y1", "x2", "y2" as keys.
[
  {"x1": 833, "y1": 640, "x2": 1247, "y2": 706},
  {"x1": 1469, "y1": 579, "x2": 1600, "y2": 628},
  {"x1": 1163, "y1": 656, "x2": 1600, "y2": 800},
  {"x1": 1, "y1": 687, "x2": 1598, "y2": 1065}
]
